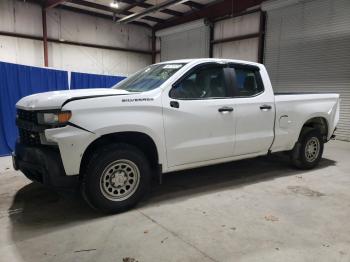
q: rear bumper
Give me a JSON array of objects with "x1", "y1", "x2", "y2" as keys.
[{"x1": 12, "y1": 141, "x2": 78, "y2": 189}]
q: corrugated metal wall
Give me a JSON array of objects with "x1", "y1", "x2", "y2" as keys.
[
  {"x1": 264, "y1": 0, "x2": 350, "y2": 141},
  {"x1": 156, "y1": 20, "x2": 210, "y2": 61}
]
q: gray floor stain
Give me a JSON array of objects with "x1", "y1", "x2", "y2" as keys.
[{"x1": 287, "y1": 185, "x2": 325, "y2": 197}]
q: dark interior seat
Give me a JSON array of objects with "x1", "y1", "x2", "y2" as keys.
[{"x1": 243, "y1": 76, "x2": 256, "y2": 95}]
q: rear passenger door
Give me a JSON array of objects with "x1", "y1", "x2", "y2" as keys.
[{"x1": 229, "y1": 64, "x2": 275, "y2": 156}]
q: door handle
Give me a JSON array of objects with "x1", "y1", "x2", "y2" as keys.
[
  {"x1": 218, "y1": 106, "x2": 234, "y2": 113},
  {"x1": 260, "y1": 105, "x2": 272, "y2": 110},
  {"x1": 170, "y1": 101, "x2": 179, "y2": 108}
]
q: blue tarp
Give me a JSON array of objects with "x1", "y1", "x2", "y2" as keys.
[
  {"x1": 0, "y1": 62, "x2": 127, "y2": 156},
  {"x1": 0, "y1": 62, "x2": 69, "y2": 156},
  {"x1": 70, "y1": 72, "x2": 125, "y2": 89}
]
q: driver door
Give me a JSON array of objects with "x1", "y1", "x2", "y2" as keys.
[{"x1": 162, "y1": 63, "x2": 236, "y2": 168}]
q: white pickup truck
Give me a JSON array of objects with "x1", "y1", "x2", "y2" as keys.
[{"x1": 13, "y1": 58, "x2": 339, "y2": 213}]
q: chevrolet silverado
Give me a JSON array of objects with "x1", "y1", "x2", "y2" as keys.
[{"x1": 13, "y1": 59, "x2": 340, "y2": 213}]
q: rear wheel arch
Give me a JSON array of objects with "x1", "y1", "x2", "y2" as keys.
[
  {"x1": 298, "y1": 116, "x2": 329, "y2": 142},
  {"x1": 290, "y1": 117, "x2": 328, "y2": 169}
]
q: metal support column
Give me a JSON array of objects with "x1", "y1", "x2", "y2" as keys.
[{"x1": 42, "y1": 7, "x2": 49, "y2": 67}]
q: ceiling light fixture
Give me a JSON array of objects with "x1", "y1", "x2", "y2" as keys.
[{"x1": 110, "y1": 0, "x2": 119, "y2": 9}]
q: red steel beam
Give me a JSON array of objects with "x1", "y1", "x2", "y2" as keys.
[
  {"x1": 151, "y1": 29, "x2": 156, "y2": 63},
  {"x1": 42, "y1": 7, "x2": 49, "y2": 67},
  {"x1": 0, "y1": 31, "x2": 152, "y2": 54}
]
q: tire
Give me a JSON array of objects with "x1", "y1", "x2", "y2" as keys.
[
  {"x1": 82, "y1": 143, "x2": 151, "y2": 213},
  {"x1": 291, "y1": 129, "x2": 324, "y2": 169}
]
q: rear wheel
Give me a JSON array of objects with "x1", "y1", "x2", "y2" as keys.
[
  {"x1": 291, "y1": 129, "x2": 324, "y2": 169},
  {"x1": 82, "y1": 143, "x2": 151, "y2": 213}
]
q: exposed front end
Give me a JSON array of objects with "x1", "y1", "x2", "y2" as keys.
[{"x1": 13, "y1": 109, "x2": 79, "y2": 189}]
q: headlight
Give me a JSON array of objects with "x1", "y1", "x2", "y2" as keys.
[{"x1": 38, "y1": 111, "x2": 72, "y2": 125}]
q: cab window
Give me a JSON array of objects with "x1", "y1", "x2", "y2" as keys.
[
  {"x1": 233, "y1": 67, "x2": 264, "y2": 97},
  {"x1": 170, "y1": 65, "x2": 228, "y2": 99}
]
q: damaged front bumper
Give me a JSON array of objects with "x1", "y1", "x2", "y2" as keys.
[{"x1": 12, "y1": 141, "x2": 79, "y2": 189}]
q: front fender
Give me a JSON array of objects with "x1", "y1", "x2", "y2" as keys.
[
  {"x1": 45, "y1": 125, "x2": 98, "y2": 175},
  {"x1": 93, "y1": 124, "x2": 166, "y2": 166}
]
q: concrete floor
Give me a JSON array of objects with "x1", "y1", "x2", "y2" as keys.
[{"x1": 0, "y1": 140, "x2": 350, "y2": 262}]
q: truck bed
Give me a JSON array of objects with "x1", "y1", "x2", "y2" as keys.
[{"x1": 271, "y1": 93, "x2": 340, "y2": 152}]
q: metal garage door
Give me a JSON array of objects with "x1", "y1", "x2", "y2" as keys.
[
  {"x1": 156, "y1": 19, "x2": 210, "y2": 61},
  {"x1": 263, "y1": 0, "x2": 350, "y2": 141}
]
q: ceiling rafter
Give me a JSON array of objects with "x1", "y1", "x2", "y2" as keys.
[
  {"x1": 117, "y1": 0, "x2": 186, "y2": 24},
  {"x1": 118, "y1": 0, "x2": 183, "y2": 17},
  {"x1": 154, "y1": 0, "x2": 264, "y2": 30},
  {"x1": 45, "y1": 0, "x2": 66, "y2": 9},
  {"x1": 182, "y1": 1, "x2": 204, "y2": 10},
  {"x1": 26, "y1": 0, "x2": 151, "y2": 28},
  {"x1": 59, "y1": 5, "x2": 151, "y2": 27},
  {"x1": 68, "y1": 0, "x2": 166, "y2": 23}
]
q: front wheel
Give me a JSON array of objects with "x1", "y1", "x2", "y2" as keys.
[
  {"x1": 291, "y1": 129, "x2": 324, "y2": 169},
  {"x1": 82, "y1": 144, "x2": 151, "y2": 213}
]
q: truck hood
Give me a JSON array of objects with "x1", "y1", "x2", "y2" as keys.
[{"x1": 16, "y1": 88, "x2": 131, "y2": 110}]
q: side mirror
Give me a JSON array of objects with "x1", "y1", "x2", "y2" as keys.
[{"x1": 169, "y1": 82, "x2": 180, "y2": 98}]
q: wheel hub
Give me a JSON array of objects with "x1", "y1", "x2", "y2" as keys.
[
  {"x1": 99, "y1": 159, "x2": 140, "y2": 201},
  {"x1": 304, "y1": 137, "x2": 320, "y2": 162},
  {"x1": 111, "y1": 172, "x2": 127, "y2": 187}
]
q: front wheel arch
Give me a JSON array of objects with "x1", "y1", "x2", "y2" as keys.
[{"x1": 79, "y1": 132, "x2": 160, "y2": 180}]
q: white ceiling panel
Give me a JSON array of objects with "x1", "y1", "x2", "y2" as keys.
[
  {"x1": 60, "y1": 0, "x2": 219, "y2": 27},
  {"x1": 84, "y1": 0, "x2": 130, "y2": 10},
  {"x1": 166, "y1": 3, "x2": 192, "y2": 13},
  {"x1": 63, "y1": 2, "x2": 156, "y2": 26},
  {"x1": 129, "y1": 6, "x2": 145, "y2": 13},
  {"x1": 193, "y1": 0, "x2": 217, "y2": 5},
  {"x1": 128, "y1": 6, "x2": 172, "y2": 20}
]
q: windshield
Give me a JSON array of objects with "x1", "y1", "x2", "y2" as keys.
[{"x1": 113, "y1": 63, "x2": 186, "y2": 92}]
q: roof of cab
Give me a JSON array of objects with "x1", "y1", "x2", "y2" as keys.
[{"x1": 157, "y1": 58, "x2": 262, "y2": 67}]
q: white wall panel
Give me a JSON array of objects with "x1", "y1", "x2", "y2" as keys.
[
  {"x1": 47, "y1": 9, "x2": 151, "y2": 51},
  {"x1": 214, "y1": 12, "x2": 260, "y2": 40},
  {"x1": 156, "y1": 37, "x2": 161, "y2": 52},
  {"x1": 0, "y1": 1, "x2": 42, "y2": 36},
  {"x1": 155, "y1": 53, "x2": 161, "y2": 63},
  {"x1": 213, "y1": 38, "x2": 259, "y2": 62},
  {"x1": 0, "y1": 36, "x2": 44, "y2": 67},
  {"x1": 0, "y1": 0, "x2": 151, "y2": 76},
  {"x1": 50, "y1": 43, "x2": 151, "y2": 76}
]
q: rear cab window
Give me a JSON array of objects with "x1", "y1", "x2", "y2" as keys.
[{"x1": 229, "y1": 64, "x2": 264, "y2": 97}]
